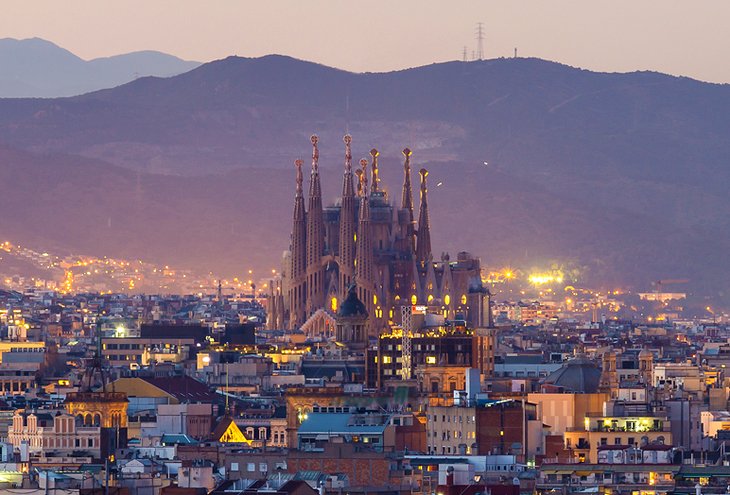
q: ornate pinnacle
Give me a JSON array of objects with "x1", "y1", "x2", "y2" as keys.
[
  {"x1": 360, "y1": 158, "x2": 369, "y2": 196},
  {"x1": 295, "y1": 159, "x2": 304, "y2": 194},
  {"x1": 419, "y1": 168, "x2": 429, "y2": 188},
  {"x1": 344, "y1": 134, "x2": 352, "y2": 172},
  {"x1": 355, "y1": 169, "x2": 364, "y2": 197},
  {"x1": 311, "y1": 135, "x2": 319, "y2": 172},
  {"x1": 403, "y1": 148, "x2": 412, "y2": 172},
  {"x1": 369, "y1": 148, "x2": 380, "y2": 193}
]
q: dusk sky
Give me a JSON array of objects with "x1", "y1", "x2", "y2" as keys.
[{"x1": 3, "y1": 0, "x2": 729, "y2": 83}]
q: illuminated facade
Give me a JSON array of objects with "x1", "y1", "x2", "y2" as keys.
[
  {"x1": 268, "y1": 135, "x2": 486, "y2": 336},
  {"x1": 563, "y1": 414, "x2": 672, "y2": 464},
  {"x1": 367, "y1": 324, "x2": 478, "y2": 389},
  {"x1": 8, "y1": 411, "x2": 101, "y2": 455},
  {"x1": 65, "y1": 391, "x2": 128, "y2": 429}
]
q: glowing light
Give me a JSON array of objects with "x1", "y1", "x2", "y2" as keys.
[
  {"x1": 331, "y1": 297, "x2": 338, "y2": 312},
  {"x1": 528, "y1": 271, "x2": 565, "y2": 286},
  {"x1": 444, "y1": 294, "x2": 450, "y2": 306},
  {"x1": 411, "y1": 294, "x2": 417, "y2": 305}
]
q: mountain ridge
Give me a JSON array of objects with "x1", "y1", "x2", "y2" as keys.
[
  {"x1": 0, "y1": 55, "x2": 728, "y2": 302},
  {"x1": 0, "y1": 37, "x2": 200, "y2": 97}
]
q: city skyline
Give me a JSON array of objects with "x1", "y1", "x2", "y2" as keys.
[{"x1": 2, "y1": 0, "x2": 730, "y2": 83}]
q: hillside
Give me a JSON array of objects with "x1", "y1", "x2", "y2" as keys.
[
  {"x1": 0, "y1": 38, "x2": 200, "y2": 97},
  {"x1": 0, "y1": 55, "x2": 728, "y2": 301}
]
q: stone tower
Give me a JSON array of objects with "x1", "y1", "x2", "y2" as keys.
[
  {"x1": 288, "y1": 159, "x2": 307, "y2": 329},
  {"x1": 305, "y1": 135, "x2": 325, "y2": 317},
  {"x1": 639, "y1": 349, "x2": 654, "y2": 385},
  {"x1": 599, "y1": 350, "x2": 619, "y2": 397},
  {"x1": 338, "y1": 135, "x2": 357, "y2": 308},
  {"x1": 355, "y1": 158, "x2": 375, "y2": 334},
  {"x1": 401, "y1": 148, "x2": 416, "y2": 254},
  {"x1": 415, "y1": 168, "x2": 432, "y2": 268}
]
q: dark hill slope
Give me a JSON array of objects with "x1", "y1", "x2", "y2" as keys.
[{"x1": 0, "y1": 56, "x2": 728, "y2": 299}]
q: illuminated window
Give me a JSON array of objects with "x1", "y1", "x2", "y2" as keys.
[
  {"x1": 428, "y1": 294, "x2": 434, "y2": 303},
  {"x1": 426, "y1": 356, "x2": 436, "y2": 364},
  {"x1": 444, "y1": 294, "x2": 450, "y2": 306},
  {"x1": 354, "y1": 233, "x2": 357, "y2": 242},
  {"x1": 373, "y1": 294, "x2": 378, "y2": 305},
  {"x1": 460, "y1": 294, "x2": 467, "y2": 305},
  {"x1": 411, "y1": 295, "x2": 417, "y2": 305},
  {"x1": 382, "y1": 356, "x2": 392, "y2": 364},
  {"x1": 330, "y1": 297, "x2": 338, "y2": 312}
]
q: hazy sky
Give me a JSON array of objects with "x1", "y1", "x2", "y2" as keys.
[{"x1": 3, "y1": 0, "x2": 729, "y2": 83}]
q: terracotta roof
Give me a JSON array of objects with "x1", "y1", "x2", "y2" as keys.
[{"x1": 142, "y1": 376, "x2": 217, "y2": 403}]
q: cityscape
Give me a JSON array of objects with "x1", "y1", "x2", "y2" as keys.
[{"x1": 1, "y1": 2, "x2": 730, "y2": 495}]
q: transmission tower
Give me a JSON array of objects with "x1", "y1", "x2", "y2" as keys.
[
  {"x1": 462, "y1": 46, "x2": 468, "y2": 62},
  {"x1": 475, "y1": 22, "x2": 485, "y2": 60}
]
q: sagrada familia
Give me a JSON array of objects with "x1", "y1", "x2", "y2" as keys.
[{"x1": 267, "y1": 135, "x2": 488, "y2": 338}]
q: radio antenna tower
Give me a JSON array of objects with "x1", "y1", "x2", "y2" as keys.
[
  {"x1": 462, "y1": 46, "x2": 468, "y2": 62},
  {"x1": 475, "y1": 22, "x2": 485, "y2": 60}
]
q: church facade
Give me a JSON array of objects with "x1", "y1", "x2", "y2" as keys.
[{"x1": 267, "y1": 135, "x2": 487, "y2": 336}]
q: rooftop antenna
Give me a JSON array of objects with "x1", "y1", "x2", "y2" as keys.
[{"x1": 476, "y1": 22, "x2": 485, "y2": 60}]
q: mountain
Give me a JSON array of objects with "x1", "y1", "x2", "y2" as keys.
[
  {"x1": 0, "y1": 38, "x2": 200, "y2": 97},
  {"x1": 0, "y1": 55, "x2": 728, "y2": 303}
]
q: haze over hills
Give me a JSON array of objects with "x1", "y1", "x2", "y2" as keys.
[
  {"x1": 0, "y1": 55, "x2": 729, "y2": 303},
  {"x1": 0, "y1": 38, "x2": 200, "y2": 97}
]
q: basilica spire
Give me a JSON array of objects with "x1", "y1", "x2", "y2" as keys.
[
  {"x1": 305, "y1": 135, "x2": 326, "y2": 316},
  {"x1": 338, "y1": 135, "x2": 357, "y2": 301},
  {"x1": 355, "y1": 158, "x2": 375, "y2": 328},
  {"x1": 288, "y1": 159, "x2": 307, "y2": 328},
  {"x1": 415, "y1": 168, "x2": 432, "y2": 267},
  {"x1": 401, "y1": 148, "x2": 416, "y2": 253}
]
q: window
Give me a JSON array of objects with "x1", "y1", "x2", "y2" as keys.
[
  {"x1": 247, "y1": 463, "x2": 255, "y2": 472},
  {"x1": 231, "y1": 463, "x2": 239, "y2": 472}
]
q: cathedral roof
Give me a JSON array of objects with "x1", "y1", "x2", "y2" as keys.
[
  {"x1": 337, "y1": 284, "x2": 368, "y2": 318},
  {"x1": 542, "y1": 356, "x2": 602, "y2": 393}
]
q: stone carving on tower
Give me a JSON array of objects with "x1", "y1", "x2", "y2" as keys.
[{"x1": 370, "y1": 148, "x2": 381, "y2": 194}]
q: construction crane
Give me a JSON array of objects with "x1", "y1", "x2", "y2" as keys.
[
  {"x1": 204, "y1": 280, "x2": 239, "y2": 302},
  {"x1": 401, "y1": 306, "x2": 413, "y2": 380}
]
